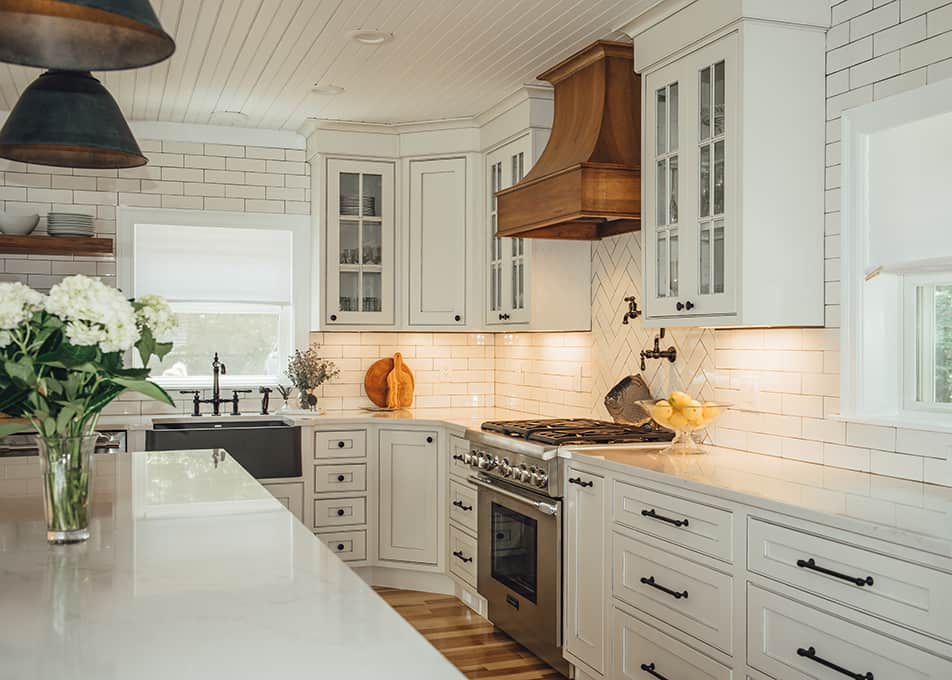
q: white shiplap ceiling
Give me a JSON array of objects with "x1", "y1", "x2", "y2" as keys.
[{"x1": 0, "y1": 0, "x2": 639, "y2": 131}]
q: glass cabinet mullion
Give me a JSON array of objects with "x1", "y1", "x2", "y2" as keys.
[
  {"x1": 697, "y1": 59, "x2": 727, "y2": 301},
  {"x1": 654, "y1": 80, "x2": 680, "y2": 300}
]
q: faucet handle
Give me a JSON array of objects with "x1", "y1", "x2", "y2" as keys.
[{"x1": 232, "y1": 389, "x2": 253, "y2": 395}]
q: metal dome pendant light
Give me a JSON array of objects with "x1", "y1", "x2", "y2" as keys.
[
  {"x1": 0, "y1": 0, "x2": 175, "y2": 71},
  {"x1": 0, "y1": 70, "x2": 147, "y2": 168}
]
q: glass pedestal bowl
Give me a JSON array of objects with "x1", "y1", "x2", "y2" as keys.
[{"x1": 638, "y1": 400, "x2": 731, "y2": 454}]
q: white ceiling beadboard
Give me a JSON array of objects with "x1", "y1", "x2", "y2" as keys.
[{"x1": 0, "y1": 0, "x2": 640, "y2": 131}]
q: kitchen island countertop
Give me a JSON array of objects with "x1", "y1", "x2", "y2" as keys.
[{"x1": 0, "y1": 449, "x2": 464, "y2": 680}]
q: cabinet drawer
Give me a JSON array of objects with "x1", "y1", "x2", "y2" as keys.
[
  {"x1": 748, "y1": 518, "x2": 952, "y2": 643},
  {"x1": 448, "y1": 478, "x2": 477, "y2": 534},
  {"x1": 315, "y1": 430, "x2": 367, "y2": 459},
  {"x1": 317, "y1": 529, "x2": 367, "y2": 562},
  {"x1": 313, "y1": 497, "x2": 366, "y2": 528},
  {"x1": 449, "y1": 525, "x2": 477, "y2": 586},
  {"x1": 613, "y1": 479, "x2": 733, "y2": 562},
  {"x1": 314, "y1": 463, "x2": 367, "y2": 493},
  {"x1": 613, "y1": 532, "x2": 733, "y2": 654},
  {"x1": 612, "y1": 606, "x2": 733, "y2": 680},
  {"x1": 748, "y1": 584, "x2": 952, "y2": 680},
  {"x1": 449, "y1": 434, "x2": 471, "y2": 479}
]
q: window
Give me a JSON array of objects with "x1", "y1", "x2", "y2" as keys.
[
  {"x1": 905, "y1": 275, "x2": 952, "y2": 411},
  {"x1": 119, "y1": 208, "x2": 311, "y2": 389}
]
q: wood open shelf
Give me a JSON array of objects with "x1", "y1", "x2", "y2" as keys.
[{"x1": 0, "y1": 234, "x2": 113, "y2": 256}]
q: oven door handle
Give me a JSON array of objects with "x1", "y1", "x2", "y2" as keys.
[{"x1": 468, "y1": 476, "x2": 559, "y2": 516}]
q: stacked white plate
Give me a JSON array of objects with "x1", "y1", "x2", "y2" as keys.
[
  {"x1": 47, "y1": 212, "x2": 94, "y2": 237},
  {"x1": 340, "y1": 195, "x2": 375, "y2": 216}
]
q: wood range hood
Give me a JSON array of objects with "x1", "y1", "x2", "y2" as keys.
[{"x1": 496, "y1": 40, "x2": 641, "y2": 240}]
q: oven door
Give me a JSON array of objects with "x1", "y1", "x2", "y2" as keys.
[{"x1": 471, "y1": 474, "x2": 566, "y2": 674}]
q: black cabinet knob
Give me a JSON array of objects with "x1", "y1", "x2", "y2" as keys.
[
  {"x1": 330, "y1": 314, "x2": 338, "y2": 321},
  {"x1": 336, "y1": 543, "x2": 345, "y2": 551},
  {"x1": 336, "y1": 508, "x2": 345, "y2": 517},
  {"x1": 337, "y1": 474, "x2": 345, "y2": 482},
  {"x1": 454, "y1": 314, "x2": 461, "y2": 322},
  {"x1": 685, "y1": 301, "x2": 695, "y2": 310},
  {"x1": 337, "y1": 441, "x2": 345, "y2": 448},
  {"x1": 426, "y1": 436, "x2": 433, "y2": 444},
  {"x1": 676, "y1": 302, "x2": 684, "y2": 311}
]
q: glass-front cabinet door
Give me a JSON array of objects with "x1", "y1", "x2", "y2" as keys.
[
  {"x1": 487, "y1": 135, "x2": 532, "y2": 325},
  {"x1": 326, "y1": 158, "x2": 395, "y2": 325},
  {"x1": 644, "y1": 34, "x2": 737, "y2": 321}
]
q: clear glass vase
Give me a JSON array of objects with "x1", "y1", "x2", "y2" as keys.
[{"x1": 37, "y1": 433, "x2": 98, "y2": 544}]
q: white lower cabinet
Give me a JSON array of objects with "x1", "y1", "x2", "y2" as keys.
[
  {"x1": 612, "y1": 605, "x2": 733, "y2": 680},
  {"x1": 378, "y1": 429, "x2": 441, "y2": 565},
  {"x1": 563, "y1": 465, "x2": 606, "y2": 676},
  {"x1": 747, "y1": 584, "x2": 952, "y2": 680},
  {"x1": 261, "y1": 481, "x2": 304, "y2": 522}
]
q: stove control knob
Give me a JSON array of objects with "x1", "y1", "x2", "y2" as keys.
[
  {"x1": 534, "y1": 470, "x2": 549, "y2": 488},
  {"x1": 485, "y1": 455, "x2": 499, "y2": 472},
  {"x1": 499, "y1": 458, "x2": 512, "y2": 477},
  {"x1": 517, "y1": 464, "x2": 530, "y2": 482},
  {"x1": 463, "y1": 450, "x2": 474, "y2": 465},
  {"x1": 476, "y1": 452, "x2": 488, "y2": 469}
]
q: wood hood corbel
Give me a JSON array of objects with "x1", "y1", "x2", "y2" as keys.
[{"x1": 495, "y1": 40, "x2": 641, "y2": 240}]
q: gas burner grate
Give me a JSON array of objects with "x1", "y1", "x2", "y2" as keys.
[{"x1": 481, "y1": 418, "x2": 673, "y2": 446}]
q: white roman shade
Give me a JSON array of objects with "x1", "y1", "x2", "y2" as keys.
[{"x1": 133, "y1": 223, "x2": 293, "y2": 303}]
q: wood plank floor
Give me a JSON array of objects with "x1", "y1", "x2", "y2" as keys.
[{"x1": 375, "y1": 587, "x2": 565, "y2": 680}]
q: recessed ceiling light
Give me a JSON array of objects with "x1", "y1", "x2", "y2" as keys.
[
  {"x1": 311, "y1": 84, "x2": 345, "y2": 96},
  {"x1": 347, "y1": 29, "x2": 393, "y2": 45},
  {"x1": 210, "y1": 110, "x2": 249, "y2": 126}
]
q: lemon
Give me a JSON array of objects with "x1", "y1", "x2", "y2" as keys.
[
  {"x1": 652, "y1": 400, "x2": 673, "y2": 421},
  {"x1": 682, "y1": 399, "x2": 704, "y2": 425},
  {"x1": 668, "y1": 411, "x2": 688, "y2": 429},
  {"x1": 701, "y1": 402, "x2": 722, "y2": 422},
  {"x1": 669, "y1": 390, "x2": 692, "y2": 409}
]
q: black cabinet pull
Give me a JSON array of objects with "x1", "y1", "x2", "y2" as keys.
[
  {"x1": 498, "y1": 313, "x2": 510, "y2": 321},
  {"x1": 452, "y1": 500, "x2": 473, "y2": 511},
  {"x1": 641, "y1": 508, "x2": 689, "y2": 528},
  {"x1": 454, "y1": 314, "x2": 461, "y2": 322},
  {"x1": 336, "y1": 543, "x2": 345, "y2": 551},
  {"x1": 426, "y1": 436, "x2": 433, "y2": 444},
  {"x1": 337, "y1": 474, "x2": 345, "y2": 482},
  {"x1": 797, "y1": 646, "x2": 873, "y2": 680},
  {"x1": 330, "y1": 314, "x2": 338, "y2": 321},
  {"x1": 640, "y1": 663, "x2": 669, "y2": 680},
  {"x1": 336, "y1": 508, "x2": 345, "y2": 517},
  {"x1": 568, "y1": 477, "x2": 593, "y2": 487},
  {"x1": 452, "y1": 453, "x2": 465, "y2": 462},
  {"x1": 640, "y1": 576, "x2": 688, "y2": 600},
  {"x1": 337, "y1": 440, "x2": 346, "y2": 448},
  {"x1": 796, "y1": 558, "x2": 874, "y2": 587},
  {"x1": 452, "y1": 550, "x2": 473, "y2": 563},
  {"x1": 685, "y1": 301, "x2": 694, "y2": 310}
]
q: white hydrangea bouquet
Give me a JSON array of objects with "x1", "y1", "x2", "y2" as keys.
[{"x1": 0, "y1": 275, "x2": 177, "y2": 543}]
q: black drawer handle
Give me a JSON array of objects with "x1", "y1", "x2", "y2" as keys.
[
  {"x1": 336, "y1": 509, "x2": 345, "y2": 517},
  {"x1": 452, "y1": 500, "x2": 473, "y2": 512},
  {"x1": 452, "y1": 453, "x2": 465, "y2": 462},
  {"x1": 498, "y1": 313, "x2": 510, "y2": 320},
  {"x1": 337, "y1": 441, "x2": 346, "y2": 448},
  {"x1": 797, "y1": 646, "x2": 873, "y2": 680},
  {"x1": 568, "y1": 477, "x2": 593, "y2": 487},
  {"x1": 796, "y1": 558, "x2": 874, "y2": 587},
  {"x1": 641, "y1": 508, "x2": 689, "y2": 527},
  {"x1": 426, "y1": 436, "x2": 433, "y2": 444},
  {"x1": 452, "y1": 550, "x2": 473, "y2": 563},
  {"x1": 336, "y1": 543, "x2": 345, "y2": 551},
  {"x1": 640, "y1": 663, "x2": 669, "y2": 680},
  {"x1": 640, "y1": 576, "x2": 687, "y2": 600},
  {"x1": 336, "y1": 474, "x2": 345, "y2": 482}
]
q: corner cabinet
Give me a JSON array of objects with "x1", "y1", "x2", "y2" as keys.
[
  {"x1": 635, "y1": 3, "x2": 827, "y2": 327},
  {"x1": 486, "y1": 134, "x2": 592, "y2": 331},
  {"x1": 324, "y1": 158, "x2": 396, "y2": 326}
]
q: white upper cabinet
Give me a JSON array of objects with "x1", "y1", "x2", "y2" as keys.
[
  {"x1": 408, "y1": 157, "x2": 468, "y2": 326},
  {"x1": 631, "y1": 0, "x2": 828, "y2": 327},
  {"x1": 485, "y1": 133, "x2": 592, "y2": 331},
  {"x1": 324, "y1": 158, "x2": 395, "y2": 326}
]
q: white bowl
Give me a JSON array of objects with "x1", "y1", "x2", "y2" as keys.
[{"x1": 0, "y1": 213, "x2": 40, "y2": 235}]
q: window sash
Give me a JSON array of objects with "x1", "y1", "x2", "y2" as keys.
[{"x1": 902, "y1": 273, "x2": 952, "y2": 413}]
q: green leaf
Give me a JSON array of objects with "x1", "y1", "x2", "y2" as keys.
[
  {"x1": 0, "y1": 421, "x2": 30, "y2": 438},
  {"x1": 55, "y1": 406, "x2": 77, "y2": 433},
  {"x1": 4, "y1": 359, "x2": 36, "y2": 388},
  {"x1": 154, "y1": 342, "x2": 174, "y2": 361},
  {"x1": 115, "y1": 367, "x2": 150, "y2": 380},
  {"x1": 37, "y1": 343, "x2": 96, "y2": 368},
  {"x1": 111, "y1": 377, "x2": 174, "y2": 407}
]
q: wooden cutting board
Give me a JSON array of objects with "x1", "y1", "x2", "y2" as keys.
[{"x1": 364, "y1": 353, "x2": 415, "y2": 408}]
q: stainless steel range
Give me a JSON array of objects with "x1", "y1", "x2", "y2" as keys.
[{"x1": 463, "y1": 418, "x2": 672, "y2": 676}]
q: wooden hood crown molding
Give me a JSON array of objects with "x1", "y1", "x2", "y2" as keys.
[{"x1": 496, "y1": 39, "x2": 642, "y2": 240}]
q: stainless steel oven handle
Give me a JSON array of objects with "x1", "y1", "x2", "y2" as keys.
[{"x1": 468, "y1": 475, "x2": 559, "y2": 516}]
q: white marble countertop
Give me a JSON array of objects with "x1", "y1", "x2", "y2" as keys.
[
  {"x1": 0, "y1": 449, "x2": 464, "y2": 680},
  {"x1": 563, "y1": 445, "x2": 952, "y2": 559}
]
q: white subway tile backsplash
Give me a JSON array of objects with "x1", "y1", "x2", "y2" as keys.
[
  {"x1": 850, "y1": 1, "x2": 899, "y2": 39},
  {"x1": 901, "y1": 28, "x2": 952, "y2": 68},
  {"x1": 901, "y1": 0, "x2": 952, "y2": 21},
  {"x1": 874, "y1": 14, "x2": 927, "y2": 53},
  {"x1": 833, "y1": 0, "x2": 875, "y2": 25}
]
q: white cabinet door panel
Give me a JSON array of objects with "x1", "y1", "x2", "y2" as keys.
[{"x1": 408, "y1": 157, "x2": 467, "y2": 326}]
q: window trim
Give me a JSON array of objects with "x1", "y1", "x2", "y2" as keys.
[
  {"x1": 902, "y1": 274, "x2": 952, "y2": 414},
  {"x1": 117, "y1": 207, "x2": 312, "y2": 390}
]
